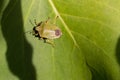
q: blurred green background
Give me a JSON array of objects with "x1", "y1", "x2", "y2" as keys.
[{"x1": 0, "y1": 0, "x2": 120, "y2": 80}]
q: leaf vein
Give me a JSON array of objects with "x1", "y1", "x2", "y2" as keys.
[
  {"x1": 51, "y1": 47, "x2": 56, "y2": 80},
  {"x1": 71, "y1": 30, "x2": 109, "y2": 56},
  {"x1": 24, "y1": 0, "x2": 35, "y2": 23},
  {"x1": 48, "y1": 0, "x2": 79, "y2": 48},
  {"x1": 61, "y1": 13, "x2": 120, "y2": 34},
  {"x1": 95, "y1": 0, "x2": 120, "y2": 13}
]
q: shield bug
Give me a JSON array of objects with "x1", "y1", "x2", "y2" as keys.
[{"x1": 31, "y1": 16, "x2": 62, "y2": 46}]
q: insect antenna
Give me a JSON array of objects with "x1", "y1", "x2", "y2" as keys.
[
  {"x1": 23, "y1": 19, "x2": 35, "y2": 34},
  {"x1": 29, "y1": 19, "x2": 35, "y2": 26}
]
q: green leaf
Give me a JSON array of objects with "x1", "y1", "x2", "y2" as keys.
[{"x1": 0, "y1": 0, "x2": 120, "y2": 80}]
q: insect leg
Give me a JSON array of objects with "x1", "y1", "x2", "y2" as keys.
[
  {"x1": 46, "y1": 17, "x2": 50, "y2": 23},
  {"x1": 56, "y1": 16, "x2": 59, "y2": 19},
  {"x1": 44, "y1": 39, "x2": 55, "y2": 47},
  {"x1": 53, "y1": 16, "x2": 59, "y2": 24}
]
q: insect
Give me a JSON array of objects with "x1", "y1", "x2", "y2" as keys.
[{"x1": 31, "y1": 16, "x2": 62, "y2": 46}]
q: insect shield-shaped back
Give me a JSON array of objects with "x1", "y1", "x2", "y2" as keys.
[
  {"x1": 32, "y1": 17, "x2": 62, "y2": 46},
  {"x1": 41, "y1": 24, "x2": 62, "y2": 39}
]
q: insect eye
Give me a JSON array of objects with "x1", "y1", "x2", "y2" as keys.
[
  {"x1": 55, "y1": 29, "x2": 61, "y2": 36},
  {"x1": 33, "y1": 27, "x2": 38, "y2": 34},
  {"x1": 33, "y1": 27, "x2": 36, "y2": 30}
]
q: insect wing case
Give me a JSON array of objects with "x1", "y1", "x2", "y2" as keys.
[{"x1": 41, "y1": 22, "x2": 62, "y2": 39}]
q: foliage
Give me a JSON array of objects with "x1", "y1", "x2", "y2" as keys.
[{"x1": 0, "y1": 0, "x2": 120, "y2": 80}]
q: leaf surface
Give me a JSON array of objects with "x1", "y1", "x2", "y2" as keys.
[{"x1": 0, "y1": 0, "x2": 120, "y2": 80}]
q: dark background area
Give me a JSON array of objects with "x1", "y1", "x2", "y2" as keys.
[
  {"x1": 116, "y1": 37, "x2": 120, "y2": 66},
  {"x1": 1, "y1": 0, "x2": 36, "y2": 80}
]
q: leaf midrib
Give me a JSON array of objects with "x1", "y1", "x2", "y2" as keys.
[{"x1": 48, "y1": 0, "x2": 79, "y2": 48}]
